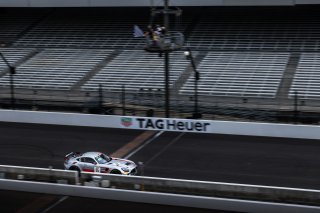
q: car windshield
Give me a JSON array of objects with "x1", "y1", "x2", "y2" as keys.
[{"x1": 95, "y1": 153, "x2": 111, "y2": 164}]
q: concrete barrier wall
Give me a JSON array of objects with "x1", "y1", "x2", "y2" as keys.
[
  {"x1": 3, "y1": 0, "x2": 320, "y2": 7},
  {"x1": 0, "y1": 109, "x2": 320, "y2": 139},
  {"x1": 0, "y1": 0, "x2": 306, "y2": 7},
  {"x1": 80, "y1": 172, "x2": 320, "y2": 206},
  {"x1": 0, "y1": 165, "x2": 78, "y2": 184},
  {"x1": 1, "y1": 164, "x2": 319, "y2": 206},
  {"x1": 1, "y1": 179, "x2": 319, "y2": 212}
]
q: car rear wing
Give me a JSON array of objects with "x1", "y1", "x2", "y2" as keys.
[{"x1": 64, "y1": 152, "x2": 81, "y2": 161}]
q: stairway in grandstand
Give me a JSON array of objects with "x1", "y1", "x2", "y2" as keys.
[
  {"x1": 1, "y1": 6, "x2": 320, "y2": 114},
  {"x1": 171, "y1": 51, "x2": 207, "y2": 95},
  {"x1": 0, "y1": 48, "x2": 37, "y2": 77},
  {"x1": 180, "y1": 52, "x2": 290, "y2": 98},
  {"x1": 0, "y1": 49, "x2": 112, "y2": 90},
  {"x1": 276, "y1": 52, "x2": 301, "y2": 99},
  {"x1": 289, "y1": 53, "x2": 320, "y2": 100},
  {"x1": 71, "y1": 49, "x2": 121, "y2": 91},
  {"x1": 81, "y1": 50, "x2": 190, "y2": 91}
]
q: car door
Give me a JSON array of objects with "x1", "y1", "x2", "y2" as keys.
[
  {"x1": 83, "y1": 157, "x2": 97, "y2": 172},
  {"x1": 77, "y1": 157, "x2": 87, "y2": 171}
]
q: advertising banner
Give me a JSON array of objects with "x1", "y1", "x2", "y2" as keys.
[{"x1": 119, "y1": 116, "x2": 211, "y2": 133}]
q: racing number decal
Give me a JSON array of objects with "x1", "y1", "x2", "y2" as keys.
[{"x1": 94, "y1": 166, "x2": 101, "y2": 173}]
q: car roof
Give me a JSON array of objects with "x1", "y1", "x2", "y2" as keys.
[{"x1": 81, "y1": 152, "x2": 102, "y2": 158}]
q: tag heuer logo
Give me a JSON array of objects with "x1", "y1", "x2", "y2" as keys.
[{"x1": 121, "y1": 117, "x2": 132, "y2": 127}]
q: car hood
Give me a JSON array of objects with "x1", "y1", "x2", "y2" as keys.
[{"x1": 103, "y1": 158, "x2": 136, "y2": 169}]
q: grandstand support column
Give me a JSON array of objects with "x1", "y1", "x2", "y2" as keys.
[
  {"x1": 165, "y1": 51, "x2": 170, "y2": 118},
  {"x1": 98, "y1": 84, "x2": 103, "y2": 114},
  {"x1": 164, "y1": 0, "x2": 170, "y2": 118},
  {"x1": 184, "y1": 48, "x2": 201, "y2": 119},
  {"x1": 294, "y1": 90, "x2": 299, "y2": 123},
  {"x1": 122, "y1": 85, "x2": 126, "y2": 116},
  {"x1": 0, "y1": 52, "x2": 15, "y2": 109}
]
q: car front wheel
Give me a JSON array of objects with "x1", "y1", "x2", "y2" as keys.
[{"x1": 110, "y1": 169, "x2": 121, "y2": 174}]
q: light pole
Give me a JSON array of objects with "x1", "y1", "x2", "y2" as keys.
[
  {"x1": 163, "y1": 0, "x2": 170, "y2": 118},
  {"x1": 0, "y1": 52, "x2": 15, "y2": 109},
  {"x1": 145, "y1": 0, "x2": 183, "y2": 117},
  {"x1": 184, "y1": 48, "x2": 201, "y2": 119}
]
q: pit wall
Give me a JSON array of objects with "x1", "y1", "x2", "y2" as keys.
[
  {"x1": 0, "y1": 109, "x2": 319, "y2": 140},
  {"x1": 0, "y1": 0, "x2": 319, "y2": 7}
]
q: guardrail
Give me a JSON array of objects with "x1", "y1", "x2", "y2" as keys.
[
  {"x1": 0, "y1": 165, "x2": 319, "y2": 208},
  {"x1": 80, "y1": 172, "x2": 320, "y2": 207}
]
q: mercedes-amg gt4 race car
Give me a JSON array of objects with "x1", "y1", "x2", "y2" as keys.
[{"x1": 64, "y1": 151, "x2": 137, "y2": 175}]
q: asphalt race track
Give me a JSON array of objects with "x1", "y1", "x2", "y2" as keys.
[{"x1": 0, "y1": 121, "x2": 319, "y2": 212}]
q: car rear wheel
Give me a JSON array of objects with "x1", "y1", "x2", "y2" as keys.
[{"x1": 69, "y1": 166, "x2": 81, "y2": 176}]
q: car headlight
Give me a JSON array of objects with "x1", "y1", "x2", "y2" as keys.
[{"x1": 121, "y1": 167, "x2": 129, "y2": 172}]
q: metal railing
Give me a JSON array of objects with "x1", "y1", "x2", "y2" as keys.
[{"x1": 0, "y1": 87, "x2": 319, "y2": 124}]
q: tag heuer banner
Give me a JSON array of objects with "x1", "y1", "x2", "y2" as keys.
[{"x1": 120, "y1": 116, "x2": 211, "y2": 133}]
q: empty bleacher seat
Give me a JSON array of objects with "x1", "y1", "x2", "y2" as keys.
[
  {"x1": 289, "y1": 53, "x2": 320, "y2": 99},
  {"x1": 82, "y1": 50, "x2": 190, "y2": 91},
  {"x1": 0, "y1": 49, "x2": 112, "y2": 90},
  {"x1": 0, "y1": 48, "x2": 35, "y2": 72},
  {"x1": 180, "y1": 52, "x2": 289, "y2": 98}
]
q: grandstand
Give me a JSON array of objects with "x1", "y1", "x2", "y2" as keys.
[
  {"x1": 187, "y1": 7, "x2": 320, "y2": 51},
  {"x1": 12, "y1": 8, "x2": 148, "y2": 49},
  {"x1": 289, "y1": 53, "x2": 320, "y2": 99},
  {"x1": 82, "y1": 50, "x2": 190, "y2": 91},
  {"x1": 180, "y1": 52, "x2": 289, "y2": 98},
  {"x1": 0, "y1": 6, "x2": 320, "y2": 122},
  {"x1": 0, "y1": 48, "x2": 112, "y2": 90},
  {"x1": 0, "y1": 8, "x2": 49, "y2": 46}
]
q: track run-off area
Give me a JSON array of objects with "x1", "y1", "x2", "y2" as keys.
[
  {"x1": 0, "y1": 119, "x2": 320, "y2": 212},
  {"x1": 0, "y1": 121, "x2": 320, "y2": 188}
]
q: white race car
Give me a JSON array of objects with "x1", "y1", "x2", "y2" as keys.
[{"x1": 64, "y1": 151, "x2": 137, "y2": 175}]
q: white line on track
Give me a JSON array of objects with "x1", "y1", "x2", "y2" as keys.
[
  {"x1": 41, "y1": 196, "x2": 68, "y2": 213},
  {"x1": 143, "y1": 132, "x2": 185, "y2": 166},
  {"x1": 124, "y1": 131, "x2": 164, "y2": 159}
]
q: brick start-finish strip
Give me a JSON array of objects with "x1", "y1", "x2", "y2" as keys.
[{"x1": 111, "y1": 131, "x2": 157, "y2": 158}]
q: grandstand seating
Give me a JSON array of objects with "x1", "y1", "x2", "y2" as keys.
[
  {"x1": 0, "y1": 48, "x2": 36, "y2": 73},
  {"x1": 0, "y1": 49, "x2": 112, "y2": 90},
  {"x1": 0, "y1": 8, "x2": 48, "y2": 46},
  {"x1": 12, "y1": 8, "x2": 150, "y2": 49},
  {"x1": 0, "y1": 6, "x2": 320, "y2": 107},
  {"x1": 12, "y1": 7, "x2": 191, "y2": 50},
  {"x1": 82, "y1": 50, "x2": 190, "y2": 91},
  {"x1": 187, "y1": 7, "x2": 320, "y2": 51},
  {"x1": 289, "y1": 53, "x2": 320, "y2": 99},
  {"x1": 180, "y1": 52, "x2": 290, "y2": 98}
]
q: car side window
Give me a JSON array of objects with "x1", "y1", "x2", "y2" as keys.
[{"x1": 84, "y1": 157, "x2": 96, "y2": 164}]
